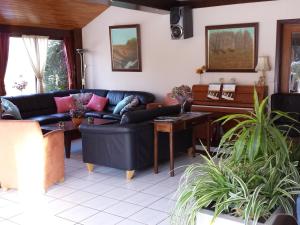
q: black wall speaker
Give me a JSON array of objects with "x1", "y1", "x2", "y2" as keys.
[{"x1": 170, "y1": 6, "x2": 193, "y2": 40}]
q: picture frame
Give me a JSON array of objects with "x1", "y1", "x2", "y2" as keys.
[
  {"x1": 205, "y1": 23, "x2": 258, "y2": 72},
  {"x1": 109, "y1": 24, "x2": 142, "y2": 72}
]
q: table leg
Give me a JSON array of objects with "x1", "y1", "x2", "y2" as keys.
[
  {"x1": 154, "y1": 126, "x2": 158, "y2": 174},
  {"x1": 64, "y1": 134, "x2": 71, "y2": 158},
  {"x1": 170, "y1": 131, "x2": 174, "y2": 177},
  {"x1": 192, "y1": 128, "x2": 196, "y2": 158}
]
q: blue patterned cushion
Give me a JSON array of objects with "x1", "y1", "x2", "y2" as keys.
[
  {"x1": 113, "y1": 95, "x2": 134, "y2": 114},
  {"x1": 120, "y1": 96, "x2": 139, "y2": 115},
  {"x1": 1, "y1": 98, "x2": 22, "y2": 119}
]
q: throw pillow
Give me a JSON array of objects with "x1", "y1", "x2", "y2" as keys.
[
  {"x1": 120, "y1": 96, "x2": 139, "y2": 115},
  {"x1": 86, "y1": 94, "x2": 108, "y2": 112},
  {"x1": 1, "y1": 98, "x2": 22, "y2": 120},
  {"x1": 70, "y1": 93, "x2": 93, "y2": 109},
  {"x1": 54, "y1": 96, "x2": 75, "y2": 113},
  {"x1": 113, "y1": 95, "x2": 135, "y2": 114}
]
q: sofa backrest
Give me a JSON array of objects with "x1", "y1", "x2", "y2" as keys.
[
  {"x1": 3, "y1": 89, "x2": 155, "y2": 118},
  {"x1": 105, "y1": 90, "x2": 155, "y2": 112},
  {"x1": 120, "y1": 105, "x2": 180, "y2": 125},
  {"x1": 271, "y1": 93, "x2": 300, "y2": 114}
]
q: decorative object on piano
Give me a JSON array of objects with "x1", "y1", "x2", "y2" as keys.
[
  {"x1": 171, "y1": 85, "x2": 192, "y2": 114},
  {"x1": 196, "y1": 65, "x2": 206, "y2": 83},
  {"x1": 219, "y1": 78, "x2": 224, "y2": 83},
  {"x1": 230, "y1": 78, "x2": 236, "y2": 83},
  {"x1": 172, "y1": 90, "x2": 300, "y2": 225},
  {"x1": 207, "y1": 83, "x2": 221, "y2": 100},
  {"x1": 255, "y1": 56, "x2": 271, "y2": 86},
  {"x1": 221, "y1": 83, "x2": 236, "y2": 101},
  {"x1": 206, "y1": 23, "x2": 258, "y2": 72}
]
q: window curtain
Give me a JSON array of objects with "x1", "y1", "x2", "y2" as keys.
[
  {"x1": 22, "y1": 35, "x2": 49, "y2": 93},
  {"x1": 63, "y1": 36, "x2": 75, "y2": 89},
  {"x1": 0, "y1": 32, "x2": 10, "y2": 96}
]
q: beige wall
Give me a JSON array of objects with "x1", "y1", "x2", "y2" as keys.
[{"x1": 82, "y1": 0, "x2": 300, "y2": 100}]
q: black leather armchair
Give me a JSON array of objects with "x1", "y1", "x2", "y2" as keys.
[
  {"x1": 79, "y1": 105, "x2": 192, "y2": 179},
  {"x1": 271, "y1": 93, "x2": 300, "y2": 137}
]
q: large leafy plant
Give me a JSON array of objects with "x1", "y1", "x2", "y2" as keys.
[{"x1": 171, "y1": 91, "x2": 300, "y2": 225}]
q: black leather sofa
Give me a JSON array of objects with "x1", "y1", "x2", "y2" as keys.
[
  {"x1": 271, "y1": 93, "x2": 300, "y2": 137},
  {"x1": 2, "y1": 89, "x2": 155, "y2": 125},
  {"x1": 79, "y1": 105, "x2": 193, "y2": 178}
]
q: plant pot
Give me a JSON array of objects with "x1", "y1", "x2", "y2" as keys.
[
  {"x1": 196, "y1": 207, "x2": 282, "y2": 225},
  {"x1": 72, "y1": 117, "x2": 83, "y2": 127}
]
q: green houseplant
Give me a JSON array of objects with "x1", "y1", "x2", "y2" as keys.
[{"x1": 171, "y1": 91, "x2": 300, "y2": 225}]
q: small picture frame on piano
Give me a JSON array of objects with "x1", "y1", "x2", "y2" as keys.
[
  {"x1": 207, "y1": 83, "x2": 222, "y2": 100},
  {"x1": 221, "y1": 83, "x2": 236, "y2": 101}
]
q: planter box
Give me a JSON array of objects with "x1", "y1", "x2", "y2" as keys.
[{"x1": 197, "y1": 207, "x2": 283, "y2": 225}]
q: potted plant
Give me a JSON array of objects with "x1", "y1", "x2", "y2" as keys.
[
  {"x1": 171, "y1": 91, "x2": 300, "y2": 225},
  {"x1": 70, "y1": 108, "x2": 85, "y2": 127}
]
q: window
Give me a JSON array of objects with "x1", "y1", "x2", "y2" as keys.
[{"x1": 5, "y1": 37, "x2": 68, "y2": 96}]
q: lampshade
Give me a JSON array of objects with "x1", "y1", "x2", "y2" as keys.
[{"x1": 255, "y1": 56, "x2": 271, "y2": 72}]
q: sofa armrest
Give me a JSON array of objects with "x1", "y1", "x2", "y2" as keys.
[
  {"x1": 146, "y1": 103, "x2": 164, "y2": 110},
  {"x1": 43, "y1": 130, "x2": 65, "y2": 186}
]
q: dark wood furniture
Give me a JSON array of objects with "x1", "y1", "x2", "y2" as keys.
[
  {"x1": 153, "y1": 112, "x2": 211, "y2": 177},
  {"x1": 41, "y1": 118, "x2": 116, "y2": 158},
  {"x1": 191, "y1": 84, "x2": 268, "y2": 145}
]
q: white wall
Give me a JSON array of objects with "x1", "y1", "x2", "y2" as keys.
[{"x1": 82, "y1": 0, "x2": 300, "y2": 100}]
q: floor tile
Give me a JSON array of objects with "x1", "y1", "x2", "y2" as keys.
[
  {"x1": 0, "y1": 204, "x2": 23, "y2": 219},
  {"x1": 81, "y1": 173, "x2": 110, "y2": 182},
  {"x1": 103, "y1": 188, "x2": 136, "y2": 201},
  {"x1": 10, "y1": 213, "x2": 76, "y2": 225},
  {"x1": 61, "y1": 177, "x2": 96, "y2": 190},
  {"x1": 82, "y1": 183, "x2": 115, "y2": 195},
  {"x1": 0, "y1": 220, "x2": 18, "y2": 225},
  {"x1": 46, "y1": 186, "x2": 76, "y2": 198},
  {"x1": 81, "y1": 196, "x2": 119, "y2": 211},
  {"x1": 116, "y1": 219, "x2": 145, "y2": 225},
  {"x1": 158, "y1": 217, "x2": 170, "y2": 225},
  {"x1": 148, "y1": 198, "x2": 175, "y2": 213},
  {"x1": 142, "y1": 184, "x2": 175, "y2": 198},
  {"x1": 124, "y1": 193, "x2": 161, "y2": 207},
  {"x1": 81, "y1": 212, "x2": 123, "y2": 225},
  {"x1": 104, "y1": 202, "x2": 143, "y2": 218},
  {"x1": 129, "y1": 208, "x2": 169, "y2": 225},
  {"x1": 62, "y1": 191, "x2": 97, "y2": 204},
  {"x1": 45, "y1": 199, "x2": 77, "y2": 215},
  {"x1": 57, "y1": 205, "x2": 98, "y2": 222}
]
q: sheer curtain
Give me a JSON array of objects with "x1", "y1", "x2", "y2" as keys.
[
  {"x1": 0, "y1": 32, "x2": 10, "y2": 96},
  {"x1": 22, "y1": 35, "x2": 49, "y2": 93}
]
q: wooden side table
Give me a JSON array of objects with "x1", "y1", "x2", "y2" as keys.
[{"x1": 153, "y1": 112, "x2": 211, "y2": 177}]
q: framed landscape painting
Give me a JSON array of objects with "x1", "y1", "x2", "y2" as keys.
[
  {"x1": 109, "y1": 24, "x2": 142, "y2": 72},
  {"x1": 206, "y1": 23, "x2": 258, "y2": 72}
]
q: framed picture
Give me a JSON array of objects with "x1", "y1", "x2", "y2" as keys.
[
  {"x1": 206, "y1": 23, "x2": 258, "y2": 72},
  {"x1": 109, "y1": 24, "x2": 142, "y2": 72}
]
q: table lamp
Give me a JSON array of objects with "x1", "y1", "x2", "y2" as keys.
[{"x1": 255, "y1": 56, "x2": 271, "y2": 86}]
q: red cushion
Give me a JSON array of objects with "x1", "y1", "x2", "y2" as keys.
[
  {"x1": 54, "y1": 96, "x2": 75, "y2": 113},
  {"x1": 86, "y1": 94, "x2": 108, "y2": 112}
]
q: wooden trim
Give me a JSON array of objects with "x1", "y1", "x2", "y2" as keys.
[
  {"x1": 109, "y1": 24, "x2": 142, "y2": 72},
  {"x1": 205, "y1": 23, "x2": 259, "y2": 73},
  {"x1": 0, "y1": 24, "x2": 72, "y2": 40}
]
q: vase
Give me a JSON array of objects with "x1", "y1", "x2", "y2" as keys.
[{"x1": 72, "y1": 117, "x2": 83, "y2": 127}]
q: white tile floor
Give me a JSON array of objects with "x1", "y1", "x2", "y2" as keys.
[{"x1": 0, "y1": 140, "x2": 202, "y2": 225}]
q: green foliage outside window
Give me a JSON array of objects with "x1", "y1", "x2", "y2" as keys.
[{"x1": 44, "y1": 40, "x2": 68, "y2": 92}]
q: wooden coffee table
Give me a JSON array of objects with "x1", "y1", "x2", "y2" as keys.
[{"x1": 41, "y1": 118, "x2": 116, "y2": 158}]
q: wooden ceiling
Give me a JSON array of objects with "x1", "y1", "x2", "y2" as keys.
[
  {"x1": 114, "y1": 0, "x2": 275, "y2": 10},
  {"x1": 0, "y1": 0, "x2": 108, "y2": 30}
]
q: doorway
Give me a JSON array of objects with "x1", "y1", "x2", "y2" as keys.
[{"x1": 276, "y1": 19, "x2": 300, "y2": 93}]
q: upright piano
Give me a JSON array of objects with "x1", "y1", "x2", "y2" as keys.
[
  {"x1": 192, "y1": 85, "x2": 268, "y2": 114},
  {"x1": 191, "y1": 84, "x2": 268, "y2": 147}
]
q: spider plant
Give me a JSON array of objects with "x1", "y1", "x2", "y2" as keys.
[{"x1": 171, "y1": 90, "x2": 300, "y2": 225}]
